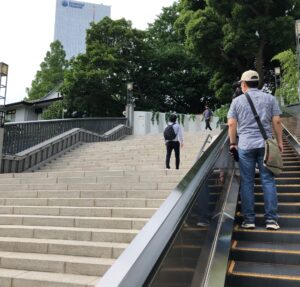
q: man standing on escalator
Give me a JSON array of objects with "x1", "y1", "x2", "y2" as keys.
[{"x1": 227, "y1": 70, "x2": 283, "y2": 230}]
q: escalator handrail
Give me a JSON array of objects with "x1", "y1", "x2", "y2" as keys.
[{"x1": 97, "y1": 128, "x2": 229, "y2": 287}]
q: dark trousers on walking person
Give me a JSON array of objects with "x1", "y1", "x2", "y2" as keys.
[
  {"x1": 205, "y1": 119, "x2": 212, "y2": 130},
  {"x1": 166, "y1": 141, "x2": 180, "y2": 169}
]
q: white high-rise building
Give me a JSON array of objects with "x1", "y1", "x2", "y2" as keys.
[{"x1": 54, "y1": 0, "x2": 111, "y2": 59}]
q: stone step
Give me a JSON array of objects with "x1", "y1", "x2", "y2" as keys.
[
  {"x1": 47, "y1": 161, "x2": 168, "y2": 166},
  {"x1": 0, "y1": 214, "x2": 147, "y2": 229},
  {"x1": 9, "y1": 197, "x2": 163, "y2": 208},
  {"x1": 0, "y1": 190, "x2": 170, "y2": 199},
  {"x1": 0, "y1": 169, "x2": 187, "y2": 179},
  {"x1": 0, "y1": 237, "x2": 128, "y2": 258},
  {"x1": 0, "y1": 176, "x2": 178, "y2": 185},
  {"x1": 0, "y1": 206, "x2": 157, "y2": 218},
  {"x1": 0, "y1": 130, "x2": 217, "y2": 286},
  {"x1": 52, "y1": 155, "x2": 196, "y2": 162},
  {"x1": 41, "y1": 164, "x2": 192, "y2": 171},
  {"x1": 0, "y1": 225, "x2": 138, "y2": 243},
  {"x1": 0, "y1": 251, "x2": 114, "y2": 276},
  {"x1": 0, "y1": 268, "x2": 100, "y2": 287},
  {"x1": 0, "y1": 182, "x2": 175, "y2": 191}
]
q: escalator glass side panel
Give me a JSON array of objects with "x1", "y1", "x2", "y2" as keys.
[{"x1": 146, "y1": 137, "x2": 236, "y2": 287}]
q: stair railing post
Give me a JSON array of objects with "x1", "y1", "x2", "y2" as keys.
[
  {"x1": 126, "y1": 103, "x2": 135, "y2": 129},
  {"x1": 0, "y1": 113, "x2": 5, "y2": 173},
  {"x1": 126, "y1": 82, "x2": 135, "y2": 129}
]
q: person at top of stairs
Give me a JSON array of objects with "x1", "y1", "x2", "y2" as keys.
[
  {"x1": 164, "y1": 114, "x2": 184, "y2": 170},
  {"x1": 227, "y1": 70, "x2": 283, "y2": 231}
]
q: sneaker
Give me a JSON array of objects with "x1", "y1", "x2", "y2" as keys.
[
  {"x1": 266, "y1": 219, "x2": 280, "y2": 230},
  {"x1": 196, "y1": 221, "x2": 210, "y2": 227},
  {"x1": 241, "y1": 221, "x2": 255, "y2": 229}
]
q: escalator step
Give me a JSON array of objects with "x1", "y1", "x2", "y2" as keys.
[
  {"x1": 231, "y1": 240, "x2": 300, "y2": 265},
  {"x1": 275, "y1": 171, "x2": 300, "y2": 178},
  {"x1": 282, "y1": 166, "x2": 300, "y2": 171},
  {"x1": 255, "y1": 193, "x2": 300, "y2": 203},
  {"x1": 237, "y1": 202, "x2": 300, "y2": 213},
  {"x1": 233, "y1": 225, "x2": 300, "y2": 244},
  {"x1": 255, "y1": 185, "x2": 300, "y2": 193},
  {"x1": 283, "y1": 163, "x2": 300, "y2": 168},
  {"x1": 227, "y1": 260, "x2": 300, "y2": 287},
  {"x1": 255, "y1": 178, "x2": 300, "y2": 184},
  {"x1": 235, "y1": 212, "x2": 300, "y2": 227}
]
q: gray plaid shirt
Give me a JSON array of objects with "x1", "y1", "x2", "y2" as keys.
[{"x1": 227, "y1": 88, "x2": 281, "y2": 150}]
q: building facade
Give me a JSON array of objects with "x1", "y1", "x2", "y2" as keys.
[
  {"x1": 54, "y1": 0, "x2": 111, "y2": 59},
  {"x1": 4, "y1": 89, "x2": 63, "y2": 122}
]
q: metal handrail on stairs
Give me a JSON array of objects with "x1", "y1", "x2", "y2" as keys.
[{"x1": 196, "y1": 134, "x2": 213, "y2": 160}]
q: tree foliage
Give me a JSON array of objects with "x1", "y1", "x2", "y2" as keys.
[
  {"x1": 26, "y1": 41, "x2": 68, "y2": 100},
  {"x1": 145, "y1": 3, "x2": 215, "y2": 113},
  {"x1": 32, "y1": 1, "x2": 300, "y2": 117},
  {"x1": 176, "y1": 0, "x2": 300, "y2": 102},
  {"x1": 272, "y1": 49, "x2": 300, "y2": 104},
  {"x1": 41, "y1": 101, "x2": 65, "y2": 120},
  {"x1": 62, "y1": 5, "x2": 215, "y2": 115},
  {"x1": 62, "y1": 17, "x2": 149, "y2": 116}
]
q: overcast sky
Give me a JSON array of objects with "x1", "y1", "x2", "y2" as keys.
[{"x1": 0, "y1": 0, "x2": 175, "y2": 103}]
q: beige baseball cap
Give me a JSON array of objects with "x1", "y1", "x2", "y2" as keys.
[{"x1": 240, "y1": 70, "x2": 259, "y2": 82}]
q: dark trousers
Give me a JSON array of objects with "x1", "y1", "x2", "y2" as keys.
[
  {"x1": 205, "y1": 119, "x2": 212, "y2": 130},
  {"x1": 166, "y1": 141, "x2": 180, "y2": 169}
]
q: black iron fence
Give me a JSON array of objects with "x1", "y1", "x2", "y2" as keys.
[
  {"x1": 1, "y1": 125, "x2": 132, "y2": 173},
  {"x1": 3, "y1": 117, "x2": 127, "y2": 155}
]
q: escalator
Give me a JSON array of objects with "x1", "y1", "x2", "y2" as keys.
[
  {"x1": 226, "y1": 133, "x2": 300, "y2": 287},
  {"x1": 97, "y1": 121, "x2": 300, "y2": 287}
]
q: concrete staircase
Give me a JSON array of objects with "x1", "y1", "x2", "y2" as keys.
[{"x1": 0, "y1": 131, "x2": 219, "y2": 287}]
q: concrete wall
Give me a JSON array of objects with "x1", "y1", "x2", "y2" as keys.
[
  {"x1": 14, "y1": 108, "x2": 26, "y2": 122},
  {"x1": 26, "y1": 109, "x2": 38, "y2": 121},
  {"x1": 285, "y1": 103, "x2": 300, "y2": 116},
  {"x1": 13, "y1": 107, "x2": 39, "y2": 122},
  {"x1": 133, "y1": 111, "x2": 220, "y2": 135}
]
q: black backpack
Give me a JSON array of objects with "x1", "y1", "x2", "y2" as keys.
[{"x1": 164, "y1": 123, "x2": 177, "y2": 140}]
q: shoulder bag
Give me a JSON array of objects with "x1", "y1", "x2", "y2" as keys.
[{"x1": 245, "y1": 92, "x2": 283, "y2": 175}]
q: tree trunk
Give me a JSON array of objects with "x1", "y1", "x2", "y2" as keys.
[{"x1": 255, "y1": 34, "x2": 266, "y2": 88}]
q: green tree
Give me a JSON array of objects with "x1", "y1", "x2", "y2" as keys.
[
  {"x1": 177, "y1": 0, "x2": 300, "y2": 102},
  {"x1": 272, "y1": 49, "x2": 300, "y2": 104},
  {"x1": 145, "y1": 3, "x2": 214, "y2": 113},
  {"x1": 62, "y1": 17, "x2": 149, "y2": 116},
  {"x1": 26, "y1": 41, "x2": 68, "y2": 100},
  {"x1": 41, "y1": 101, "x2": 65, "y2": 120}
]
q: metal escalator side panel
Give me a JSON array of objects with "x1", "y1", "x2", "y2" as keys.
[{"x1": 147, "y1": 134, "x2": 237, "y2": 287}]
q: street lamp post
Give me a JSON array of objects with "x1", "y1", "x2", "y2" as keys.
[
  {"x1": 126, "y1": 82, "x2": 133, "y2": 104},
  {"x1": 0, "y1": 62, "x2": 8, "y2": 127},
  {"x1": 295, "y1": 20, "x2": 300, "y2": 101},
  {"x1": 0, "y1": 62, "x2": 8, "y2": 173},
  {"x1": 274, "y1": 66, "x2": 284, "y2": 106},
  {"x1": 274, "y1": 67, "x2": 281, "y2": 89},
  {"x1": 126, "y1": 82, "x2": 134, "y2": 128}
]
